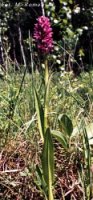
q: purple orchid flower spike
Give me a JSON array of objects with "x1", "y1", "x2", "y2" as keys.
[{"x1": 34, "y1": 16, "x2": 53, "y2": 54}]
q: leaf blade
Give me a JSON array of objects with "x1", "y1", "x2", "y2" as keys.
[
  {"x1": 42, "y1": 128, "x2": 54, "y2": 185},
  {"x1": 51, "y1": 130, "x2": 69, "y2": 149},
  {"x1": 58, "y1": 114, "x2": 73, "y2": 137},
  {"x1": 34, "y1": 88, "x2": 44, "y2": 141}
]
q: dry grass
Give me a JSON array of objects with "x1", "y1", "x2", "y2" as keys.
[{"x1": 0, "y1": 135, "x2": 85, "y2": 200}]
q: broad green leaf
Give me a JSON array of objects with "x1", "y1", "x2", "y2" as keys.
[
  {"x1": 58, "y1": 114, "x2": 73, "y2": 137},
  {"x1": 42, "y1": 128, "x2": 54, "y2": 200},
  {"x1": 34, "y1": 88, "x2": 44, "y2": 141},
  {"x1": 51, "y1": 130, "x2": 69, "y2": 149},
  {"x1": 44, "y1": 74, "x2": 53, "y2": 133}
]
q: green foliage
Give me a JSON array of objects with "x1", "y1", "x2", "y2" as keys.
[
  {"x1": 0, "y1": 1, "x2": 93, "y2": 199},
  {"x1": 34, "y1": 88, "x2": 44, "y2": 141},
  {"x1": 35, "y1": 165, "x2": 48, "y2": 199},
  {"x1": 51, "y1": 130, "x2": 69, "y2": 149},
  {"x1": 0, "y1": 67, "x2": 93, "y2": 199},
  {"x1": 42, "y1": 128, "x2": 54, "y2": 200},
  {"x1": 58, "y1": 114, "x2": 73, "y2": 137},
  {"x1": 80, "y1": 120, "x2": 92, "y2": 200}
]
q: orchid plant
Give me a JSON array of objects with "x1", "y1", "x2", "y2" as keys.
[
  {"x1": 33, "y1": 16, "x2": 74, "y2": 200},
  {"x1": 33, "y1": 16, "x2": 54, "y2": 200}
]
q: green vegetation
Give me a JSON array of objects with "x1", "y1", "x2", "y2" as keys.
[
  {"x1": 0, "y1": 69, "x2": 93, "y2": 199},
  {"x1": 0, "y1": 1, "x2": 93, "y2": 200}
]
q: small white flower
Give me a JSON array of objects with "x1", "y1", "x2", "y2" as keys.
[
  {"x1": 5, "y1": 3, "x2": 8, "y2": 7},
  {"x1": 54, "y1": 46, "x2": 59, "y2": 51},
  {"x1": 57, "y1": 60, "x2": 61, "y2": 64},
  {"x1": 61, "y1": 67, "x2": 65, "y2": 71},
  {"x1": 63, "y1": 2, "x2": 67, "y2": 6},
  {"x1": 54, "y1": 19, "x2": 58, "y2": 24},
  {"x1": 63, "y1": 6, "x2": 68, "y2": 11},
  {"x1": 42, "y1": 64, "x2": 45, "y2": 69},
  {"x1": 74, "y1": 7, "x2": 80, "y2": 14},
  {"x1": 49, "y1": 2, "x2": 53, "y2": 7},
  {"x1": 67, "y1": 12, "x2": 71, "y2": 19},
  {"x1": 52, "y1": 55, "x2": 56, "y2": 59},
  {"x1": 83, "y1": 26, "x2": 88, "y2": 30}
]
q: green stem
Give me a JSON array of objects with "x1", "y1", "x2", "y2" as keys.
[
  {"x1": 44, "y1": 59, "x2": 49, "y2": 134},
  {"x1": 49, "y1": 181, "x2": 54, "y2": 200},
  {"x1": 45, "y1": 59, "x2": 49, "y2": 87}
]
